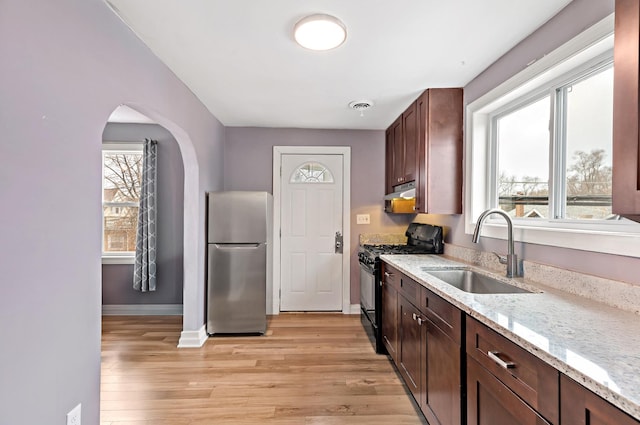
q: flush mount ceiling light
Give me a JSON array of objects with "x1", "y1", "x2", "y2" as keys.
[{"x1": 294, "y1": 14, "x2": 347, "y2": 51}]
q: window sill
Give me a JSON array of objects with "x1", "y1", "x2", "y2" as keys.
[
  {"x1": 102, "y1": 255, "x2": 135, "y2": 265},
  {"x1": 464, "y1": 220, "x2": 640, "y2": 258}
]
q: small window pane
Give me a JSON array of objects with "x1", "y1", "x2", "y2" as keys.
[
  {"x1": 290, "y1": 162, "x2": 334, "y2": 183},
  {"x1": 102, "y1": 149, "x2": 142, "y2": 255},
  {"x1": 497, "y1": 96, "x2": 551, "y2": 218},
  {"x1": 103, "y1": 206, "x2": 138, "y2": 252},
  {"x1": 564, "y1": 67, "x2": 614, "y2": 220},
  {"x1": 103, "y1": 153, "x2": 143, "y2": 202}
]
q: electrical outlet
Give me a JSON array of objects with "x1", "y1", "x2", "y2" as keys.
[
  {"x1": 66, "y1": 403, "x2": 81, "y2": 425},
  {"x1": 356, "y1": 214, "x2": 370, "y2": 224}
]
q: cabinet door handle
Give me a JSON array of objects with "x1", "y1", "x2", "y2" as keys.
[
  {"x1": 384, "y1": 271, "x2": 392, "y2": 277},
  {"x1": 412, "y1": 313, "x2": 418, "y2": 321},
  {"x1": 488, "y1": 350, "x2": 516, "y2": 369},
  {"x1": 417, "y1": 317, "x2": 425, "y2": 326}
]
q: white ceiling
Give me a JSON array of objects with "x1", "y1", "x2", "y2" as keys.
[{"x1": 105, "y1": 0, "x2": 572, "y2": 130}]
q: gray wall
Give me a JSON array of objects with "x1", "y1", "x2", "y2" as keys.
[
  {"x1": 420, "y1": 0, "x2": 640, "y2": 287},
  {"x1": 102, "y1": 123, "x2": 184, "y2": 305},
  {"x1": 0, "y1": 0, "x2": 224, "y2": 424},
  {"x1": 224, "y1": 127, "x2": 414, "y2": 303}
]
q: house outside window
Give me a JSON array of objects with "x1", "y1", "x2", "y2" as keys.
[
  {"x1": 465, "y1": 18, "x2": 640, "y2": 258},
  {"x1": 102, "y1": 142, "x2": 143, "y2": 262}
]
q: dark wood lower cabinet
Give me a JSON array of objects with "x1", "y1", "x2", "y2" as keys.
[
  {"x1": 380, "y1": 262, "x2": 640, "y2": 425},
  {"x1": 381, "y1": 278, "x2": 398, "y2": 361},
  {"x1": 389, "y1": 268, "x2": 464, "y2": 425},
  {"x1": 398, "y1": 295, "x2": 421, "y2": 399},
  {"x1": 467, "y1": 356, "x2": 551, "y2": 425},
  {"x1": 561, "y1": 375, "x2": 640, "y2": 425},
  {"x1": 422, "y1": 317, "x2": 462, "y2": 425}
]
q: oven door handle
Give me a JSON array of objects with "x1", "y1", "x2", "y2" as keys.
[{"x1": 359, "y1": 262, "x2": 375, "y2": 275}]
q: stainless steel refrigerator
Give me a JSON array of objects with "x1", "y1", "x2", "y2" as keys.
[{"x1": 206, "y1": 191, "x2": 272, "y2": 335}]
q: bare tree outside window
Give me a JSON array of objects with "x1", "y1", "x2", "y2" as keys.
[
  {"x1": 498, "y1": 148, "x2": 613, "y2": 219},
  {"x1": 567, "y1": 149, "x2": 612, "y2": 196},
  {"x1": 103, "y1": 151, "x2": 143, "y2": 253}
]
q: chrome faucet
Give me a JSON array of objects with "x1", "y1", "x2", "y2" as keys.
[{"x1": 472, "y1": 208, "x2": 522, "y2": 278}]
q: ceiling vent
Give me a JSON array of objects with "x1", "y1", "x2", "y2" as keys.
[{"x1": 348, "y1": 100, "x2": 374, "y2": 116}]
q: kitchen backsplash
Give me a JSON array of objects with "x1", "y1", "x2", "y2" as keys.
[
  {"x1": 359, "y1": 233, "x2": 407, "y2": 246},
  {"x1": 444, "y1": 244, "x2": 640, "y2": 315}
]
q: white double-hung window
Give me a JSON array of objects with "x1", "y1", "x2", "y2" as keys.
[
  {"x1": 102, "y1": 142, "x2": 143, "y2": 263},
  {"x1": 466, "y1": 16, "x2": 640, "y2": 257},
  {"x1": 494, "y1": 61, "x2": 613, "y2": 221}
]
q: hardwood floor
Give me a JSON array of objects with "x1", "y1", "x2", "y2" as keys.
[{"x1": 101, "y1": 313, "x2": 427, "y2": 425}]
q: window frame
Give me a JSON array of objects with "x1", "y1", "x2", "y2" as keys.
[
  {"x1": 488, "y1": 57, "x2": 614, "y2": 222},
  {"x1": 465, "y1": 14, "x2": 640, "y2": 258},
  {"x1": 101, "y1": 142, "x2": 143, "y2": 264}
]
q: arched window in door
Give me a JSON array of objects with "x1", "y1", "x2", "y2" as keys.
[{"x1": 289, "y1": 162, "x2": 334, "y2": 183}]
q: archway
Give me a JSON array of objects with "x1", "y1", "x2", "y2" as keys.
[{"x1": 102, "y1": 104, "x2": 204, "y2": 347}]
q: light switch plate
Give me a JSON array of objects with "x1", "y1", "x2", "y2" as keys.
[{"x1": 356, "y1": 214, "x2": 370, "y2": 224}]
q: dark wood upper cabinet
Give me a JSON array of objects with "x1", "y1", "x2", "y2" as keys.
[
  {"x1": 416, "y1": 88, "x2": 463, "y2": 214},
  {"x1": 385, "y1": 128, "x2": 395, "y2": 195},
  {"x1": 386, "y1": 108, "x2": 415, "y2": 188},
  {"x1": 390, "y1": 116, "x2": 405, "y2": 186},
  {"x1": 384, "y1": 88, "x2": 462, "y2": 214},
  {"x1": 613, "y1": 0, "x2": 640, "y2": 221},
  {"x1": 402, "y1": 101, "x2": 419, "y2": 184}
]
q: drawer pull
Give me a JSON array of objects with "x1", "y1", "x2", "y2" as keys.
[{"x1": 488, "y1": 350, "x2": 516, "y2": 369}]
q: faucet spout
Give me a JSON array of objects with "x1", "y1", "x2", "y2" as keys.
[{"x1": 472, "y1": 209, "x2": 520, "y2": 277}]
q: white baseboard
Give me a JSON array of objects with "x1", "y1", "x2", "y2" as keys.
[
  {"x1": 102, "y1": 304, "x2": 183, "y2": 316},
  {"x1": 177, "y1": 325, "x2": 208, "y2": 348},
  {"x1": 349, "y1": 304, "x2": 361, "y2": 314}
]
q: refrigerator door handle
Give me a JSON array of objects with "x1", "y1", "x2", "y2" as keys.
[{"x1": 212, "y1": 243, "x2": 261, "y2": 249}]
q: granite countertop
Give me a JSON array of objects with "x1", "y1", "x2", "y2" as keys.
[{"x1": 380, "y1": 254, "x2": 640, "y2": 420}]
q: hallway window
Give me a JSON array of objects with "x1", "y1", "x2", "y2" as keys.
[{"x1": 102, "y1": 143, "x2": 143, "y2": 258}]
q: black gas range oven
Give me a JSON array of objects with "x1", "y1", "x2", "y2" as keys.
[{"x1": 358, "y1": 223, "x2": 444, "y2": 354}]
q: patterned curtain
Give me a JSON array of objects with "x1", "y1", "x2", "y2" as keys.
[{"x1": 133, "y1": 139, "x2": 158, "y2": 291}]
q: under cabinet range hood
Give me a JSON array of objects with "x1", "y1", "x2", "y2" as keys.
[
  {"x1": 384, "y1": 181, "x2": 417, "y2": 213},
  {"x1": 383, "y1": 181, "x2": 416, "y2": 200}
]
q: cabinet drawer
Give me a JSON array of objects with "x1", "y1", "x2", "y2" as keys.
[
  {"x1": 382, "y1": 263, "x2": 401, "y2": 290},
  {"x1": 398, "y1": 273, "x2": 421, "y2": 303},
  {"x1": 561, "y1": 374, "x2": 640, "y2": 425},
  {"x1": 466, "y1": 316, "x2": 559, "y2": 424},
  {"x1": 467, "y1": 356, "x2": 552, "y2": 425},
  {"x1": 421, "y1": 286, "x2": 462, "y2": 344}
]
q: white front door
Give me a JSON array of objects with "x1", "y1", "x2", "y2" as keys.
[{"x1": 280, "y1": 154, "x2": 343, "y2": 311}]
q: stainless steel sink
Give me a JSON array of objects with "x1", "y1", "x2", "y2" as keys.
[{"x1": 424, "y1": 269, "x2": 532, "y2": 294}]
